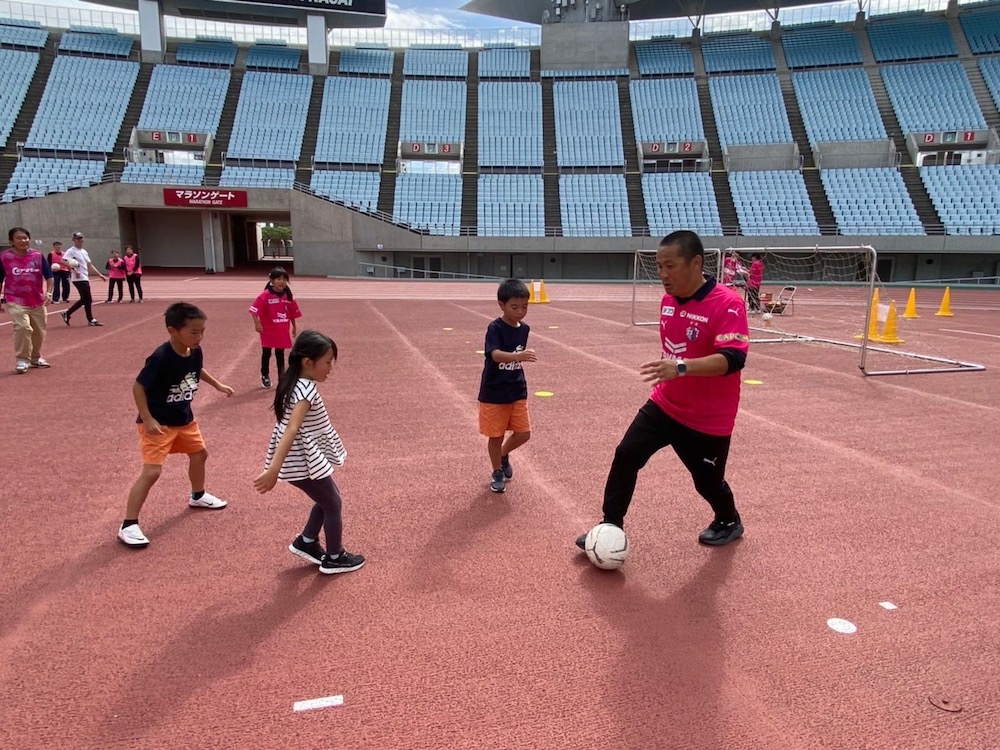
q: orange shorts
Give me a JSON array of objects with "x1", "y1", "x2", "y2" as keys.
[
  {"x1": 479, "y1": 400, "x2": 530, "y2": 438},
  {"x1": 137, "y1": 421, "x2": 206, "y2": 465}
]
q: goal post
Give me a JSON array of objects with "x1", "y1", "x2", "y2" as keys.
[
  {"x1": 631, "y1": 247, "x2": 721, "y2": 327},
  {"x1": 631, "y1": 245, "x2": 985, "y2": 376}
]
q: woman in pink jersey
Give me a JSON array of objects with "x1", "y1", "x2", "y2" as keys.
[
  {"x1": 249, "y1": 267, "x2": 302, "y2": 389},
  {"x1": 105, "y1": 249, "x2": 127, "y2": 303},
  {"x1": 123, "y1": 245, "x2": 143, "y2": 303}
]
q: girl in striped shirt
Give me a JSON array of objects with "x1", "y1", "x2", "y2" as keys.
[{"x1": 253, "y1": 330, "x2": 365, "y2": 575}]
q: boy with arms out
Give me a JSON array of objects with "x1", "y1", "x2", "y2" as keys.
[
  {"x1": 118, "y1": 302, "x2": 235, "y2": 547},
  {"x1": 478, "y1": 278, "x2": 537, "y2": 493}
]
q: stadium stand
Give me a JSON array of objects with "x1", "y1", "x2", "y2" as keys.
[
  {"x1": 701, "y1": 33, "x2": 775, "y2": 73},
  {"x1": 559, "y1": 174, "x2": 631, "y2": 237},
  {"x1": 137, "y1": 64, "x2": 230, "y2": 135},
  {"x1": 478, "y1": 81, "x2": 543, "y2": 167},
  {"x1": 0, "y1": 18, "x2": 48, "y2": 48},
  {"x1": 634, "y1": 38, "x2": 695, "y2": 75},
  {"x1": 246, "y1": 44, "x2": 301, "y2": 71},
  {"x1": 980, "y1": 56, "x2": 1000, "y2": 112},
  {"x1": 58, "y1": 30, "x2": 133, "y2": 57},
  {"x1": 866, "y1": 15, "x2": 958, "y2": 62},
  {"x1": 399, "y1": 79, "x2": 466, "y2": 142},
  {"x1": 921, "y1": 164, "x2": 1000, "y2": 235},
  {"x1": 553, "y1": 80, "x2": 624, "y2": 166},
  {"x1": 792, "y1": 69, "x2": 887, "y2": 145},
  {"x1": 709, "y1": 73, "x2": 793, "y2": 146},
  {"x1": 219, "y1": 165, "x2": 295, "y2": 188},
  {"x1": 403, "y1": 47, "x2": 468, "y2": 78},
  {"x1": 1, "y1": 157, "x2": 105, "y2": 202},
  {"x1": 881, "y1": 61, "x2": 986, "y2": 134},
  {"x1": 477, "y1": 173, "x2": 545, "y2": 237},
  {"x1": 226, "y1": 71, "x2": 312, "y2": 161},
  {"x1": 478, "y1": 46, "x2": 531, "y2": 78},
  {"x1": 0, "y1": 49, "x2": 39, "y2": 145},
  {"x1": 310, "y1": 169, "x2": 381, "y2": 211},
  {"x1": 315, "y1": 76, "x2": 391, "y2": 164},
  {"x1": 729, "y1": 170, "x2": 820, "y2": 235},
  {"x1": 630, "y1": 78, "x2": 704, "y2": 142},
  {"x1": 393, "y1": 172, "x2": 463, "y2": 235},
  {"x1": 781, "y1": 24, "x2": 863, "y2": 68},
  {"x1": 960, "y1": 7, "x2": 1000, "y2": 54},
  {"x1": 121, "y1": 162, "x2": 205, "y2": 186},
  {"x1": 642, "y1": 172, "x2": 723, "y2": 237},
  {"x1": 25, "y1": 56, "x2": 138, "y2": 152},
  {"x1": 821, "y1": 167, "x2": 924, "y2": 235},
  {"x1": 338, "y1": 46, "x2": 394, "y2": 76},
  {"x1": 175, "y1": 41, "x2": 237, "y2": 66}
]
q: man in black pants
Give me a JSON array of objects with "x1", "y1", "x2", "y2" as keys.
[
  {"x1": 576, "y1": 230, "x2": 751, "y2": 550},
  {"x1": 60, "y1": 232, "x2": 107, "y2": 327}
]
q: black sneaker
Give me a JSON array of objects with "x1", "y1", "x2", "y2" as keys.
[
  {"x1": 575, "y1": 533, "x2": 587, "y2": 550},
  {"x1": 320, "y1": 550, "x2": 365, "y2": 575},
  {"x1": 501, "y1": 454, "x2": 513, "y2": 480},
  {"x1": 88, "y1": 319, "x2": 103, "y2": 327},
  {"x1": 261, "y1": 374, "x2": 271, "y2": 388},
  {"x1": 490, "y1": 469, "x2": 506, "y2": 493},
  {"x1": 698, "y1": 520, "x2": 744, "y2": 546},
  {"x1": 61, "y1": 311, "x2": 70, "y2": 326},
  {"x1": 288, "y1": 535, "x2": 325, "y2": 565}
]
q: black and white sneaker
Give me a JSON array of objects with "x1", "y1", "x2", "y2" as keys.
[
  {"x1": 261, "y1": 374, "x2": 271, "y2": 389},
  {"x1": 501, "y1": 454, "x2": 513, "y2": 481},
  {"x1": 88, "y1": 319, "x2": 103, "y2": 327},
  {"x1": 575, "y1": 533, "x2": 587, "y2": 550},
  {"x1": 319, "y1": 550, "x2": 365, "y2": 575},
  {"x1": 61, "y1": 311, "x2": 70, "y2": 326},
  {"x1": 489, "y1": 469, "x2": 506, "y2": 493},
  {"x1": 698, "y1": 519, "x2": 744, "y2": 546},
  {"x1": 289, "y1": 535, "x2": 325, "y2": 565}
]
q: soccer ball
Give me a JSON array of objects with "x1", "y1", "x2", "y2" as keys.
[
  {"x1": 584, "y1": 523, "x2": 629, "y2": 570},
  {"x1": 50, "y1": 262, "x2": 61, "y2": 272},
  {"x1": 66, "y1": 258, "x2": 80, "y2": 268},
  {"x1": 762, "y1": 312, "x2": 773, "y2": 322}
]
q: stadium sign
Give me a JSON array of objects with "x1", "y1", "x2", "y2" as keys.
[
  {"x1": 164, "y1": 189, "x2": 248, "y2": 208},
  {"x1": 400, "y1": 141, "x2": 463, "y2": 159},
  {"x1": 919, "y1": 130, "x2": 989, "y2": 146},
  {"x1": 640, "y1": 141, "x2": 705, "y2": 157},
  {"x1": 136, "y1": 130, "x2": 209, "y2": 149}
]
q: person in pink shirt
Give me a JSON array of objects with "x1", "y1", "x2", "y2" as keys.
[
  {"x1": 48, "y1": 241, "x2": 70, "y2": 303},
  {"x1": 0, "y1": 227, "x2": 54, "y2": 373},
  {"x1": 105, "y1": 249, "x2": 127, "y2": 303},
  {"x1": 576, "y1": 230, "x2": 751, "y2": 551},
  {"x1": 746, "y1": 253, "x2": 764, "y2": 313},
  {"x1": 249, "y1": 267, "x2": 302, "y2": 389},
  {"x1": 123, "y1": 245, "x2": 143, "y2": 303}
]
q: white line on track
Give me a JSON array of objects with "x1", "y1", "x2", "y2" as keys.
[
  {"x1": 938, "y1": 328, "x2": 1000, "y2": 340},
  {"x1": 292, "y1": 694, "x2": 343, "y2": 712}
]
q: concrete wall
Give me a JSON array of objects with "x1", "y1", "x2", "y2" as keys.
[{"x1": 540, "y1": 21, "x2": 629, "y2": 70}]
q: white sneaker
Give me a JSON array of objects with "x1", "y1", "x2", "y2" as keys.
[
  {"x1": 30, "y1": 357, "x2": 50, "y2": 368},
  {"x1": 189, "y1": 491, "x2": 227, "y2": 509},
  {"x1": 15, "y1": 360, "x2": 29, "y2": 374},
  {"x1": 118, "y1": 524, "x2": 149, "y2": 547}
]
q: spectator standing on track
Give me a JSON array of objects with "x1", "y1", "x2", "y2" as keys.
[
  {"x1": 48, "y1": 241, "x2": 70, "y2": 304},
  {"x1": 61, "y1": 232, "x2": 106, "y2": 327},
  {"x1": 0, "y1": 227, "x2": 54, "y2": 374},
  {"x1": 118, "y1": 302, "x2": 234, "y2": 548},
  {"x1": 253, "y1": 330, "x2": 366, "y2": 575},
  {"x1": 747, "y1": 253, "x2": 764, "y2": 313},
  {"x1": 575, "y1": 230, "x2": 751, "y2": 551},
  {"x1": 123, "y1": 245, "x2": 143, "y2": 303},
  {"x1": 106, "y1": 249, "x2": 126, "y2": 303},
  {"x1": 478, "y1": 278, "x2": 536, "y2": 494},
  {"x1": 249, "y1": 267, "x2": 301, "y2": 389}
]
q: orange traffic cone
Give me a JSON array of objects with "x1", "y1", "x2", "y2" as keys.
[
  {"x1": 934, "y1": 287, "x2": 954, "y2": 317},
  {"x1": 855, "y1": 288, "x2": 881, "y2": 341},
  {"x1": 903, "y1": 288, "x2": 919, "y2": 319},
  {"x1": 876, "y1": 300, "x2": 905, "y2": 344}
]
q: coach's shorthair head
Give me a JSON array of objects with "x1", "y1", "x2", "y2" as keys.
[{"x1": 661, "y1": 230, "x2": 705, "y2": 264}]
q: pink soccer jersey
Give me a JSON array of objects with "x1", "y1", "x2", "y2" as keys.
[
  {"x1": 650, "y1": 281, "x2": 750, "y2": 436},
  {"x1": 250, "y1": 290, "x2": 302, "y2": 350}
]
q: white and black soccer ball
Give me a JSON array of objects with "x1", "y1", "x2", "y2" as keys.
[{"x1": 585, "y1": 523, "x2": 629, "y2": 570}]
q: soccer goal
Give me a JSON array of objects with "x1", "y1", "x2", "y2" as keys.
[
  {"x1": 632, "y1": 245, "x2": 985, "y2": 376},
  {"x1": 631, "y1": 247, "x2": 721, "y2": 327}
]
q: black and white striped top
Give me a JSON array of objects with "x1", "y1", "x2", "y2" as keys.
[{"x1": 265, "y1": 378, "x2": 346, "y2": 481}]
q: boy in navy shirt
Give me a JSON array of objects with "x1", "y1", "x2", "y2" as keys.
[
  {"x1": 478, "y1": 279, "x2": 537, "y2": 493},
  {"x1": 118, "y1": 302, "x2": 235, "y2": 547}
]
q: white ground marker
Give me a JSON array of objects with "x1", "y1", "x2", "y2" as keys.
[
  {"x1": 293, "y1": 695, "x2": 344, "y2": 712},
  {"x1": 879, "y1": 601, "x2": 898, "y2": 610},
  {"x1": 827, "y1": 618, "x2": 857, "y2": 634}
]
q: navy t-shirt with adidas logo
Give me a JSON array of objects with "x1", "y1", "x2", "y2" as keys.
[{"x1": 135, "y1": 342, "x2": 203, "y2": 426}]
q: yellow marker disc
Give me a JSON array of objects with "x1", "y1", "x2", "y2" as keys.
[
  {"x1": 476, "y1": 350, "x2": 485, "y2": 355},
  {"x1": 534, "y1": 391, "x2": 554, "y2": 398},
  {"x1": 548, "y1": 325, "x2": 559, "y2": 329},
  {"x1": 442, "y1": 327, "x2": 453, "y2": 331},
  {"x1": 744, "y1": 379, "x2": 764, "y2": 385}
]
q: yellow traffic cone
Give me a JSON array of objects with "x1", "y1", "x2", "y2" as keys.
[
  {"x1": 934, "y1": 287, "x2": 954, "y2": 317},
  {"x1": 528, "y1": 279, "x2": 550, "y2": 304},
  {"x1": 903, "y1": 288, "x2": 919, "y2": 318},
  {"x1": 876, "y1": 300, "x2": 905, "y2": 344},
  {"x1": 855, "y1": 289, "x2": 881, "y2": 340}
]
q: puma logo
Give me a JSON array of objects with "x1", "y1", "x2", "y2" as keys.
[
  {"x1": 727, "y1": 308, "x2": 740, "y2": 316},
  {"x1": 703, "y1": 457, "x2": 718, "y2": 466}
]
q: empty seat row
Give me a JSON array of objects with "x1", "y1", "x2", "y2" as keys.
[
  {"x1": 315, "y1": 76, "x2": 390, "y2": 164},
  {"x1": 138, "y1": 64, "x2": 230, "y2": 135}
]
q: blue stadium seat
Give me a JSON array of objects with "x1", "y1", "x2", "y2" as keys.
[
  {"x1": 311, "y1": 170, "x2": 380, "y2": 211},
  {"x1": 961, "y1": 7, "x2": 1000, "y2": 54},
  {"x1": 867, "y1": 15, "x2": 958, "y2": 62},
  {"x1": 478, "y1": 174, "x2": 544, "y2": 237},
  {"x1": 0, "y1": 49, "x2": 39, "y2": 145},
  {"x1": 138, "y1": 64, "x2": 230, "y2": 135},
  {"x1": 630, "y1": 78, "x2": 704, "y2": 143},
  {"x1": 634, "y1": 39, "x2": 694, "y2": 76},
  {"x1": 227, "y1": 71, "x2": 312, "y2": 161},
  {"x1": 121, "y1": 162, "x2": 205, "y2": 186},
  {"x1": 479, "y1": 47, "x2": 530, "y2": 78},
  {"x1": 782, "y1": 24, "x2": 863, "y2": 68},
  {"x1": 792, "y1": 69, "x2": 886, "y2": 145},
  {"x1": 729, "y1": 170, "x2": 819, "y2": 236},
  {"x1": 881, "y1": 61, "x2": 985, "y2": 134},
  {"x1": 315, "y1": 76, "x2": 391, "y2": 164},
  {"x1": 559, "y1": 174, "x2": 631, "y2": 237},
  {"x1": 338, "y1": 47, "x2": 394, "y2": 76},
  {"x1": 709, "y1": 74, "x2": 792, "y2": 146},
  {"x1": 403, "y1": 48, "x2": 468, "y2": 78},
  {"x1": 393, "y1": 172, "x2": 462, "y2": 235},
  {"x1": 220, "y1": 166, "x2": 295, "y2": 188},
  {"x1": 821, "y1": 168, "x2": 924, "y2": 235},
  {"x1": 642, "y1": 172, "x2": 723, "y2": 237},
  {"x1": 1, "y1": 157, "x2": 105, "y2": 202},
  {"x1": 702, "y1": 33, "x2": 775, "y2": 73},
  {"x1": 479, "y1": 82, "x2": 542, "y2": 167},
  {"x1": 921, "y1": 165, "x2": 1000, "y2": 236},
  {"x1": 399, "y1": 79, "x2": 466, "y2": 142},
  {"x1": 553, "y1": 80, "x2": 624, "y2": 167}
]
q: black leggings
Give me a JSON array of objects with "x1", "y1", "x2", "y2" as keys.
[
  {"x1": 52, "y1": 271, "x2": 70, "y2": 302},
  {"x1": 747, "y1": 286, "x2": 761, "y2": 312},
  {"x1": 290, "y1": 476, "x2": 344, "y2": 554},
  {"x1": 127, "y1": 274, "x2": 143, "y2": 301},
  {"x1": 261, "y1": 347, "x2": 286, "y2": 377},
  {"x1": 107, "y1": 278, "x2": 123, "y2": 302},
  {"x1": 602, "y1": 400, "x2": 739, "y2": 527},
  {"x1": 66, "y1": 281, "x2": 94, "y2": 322}
]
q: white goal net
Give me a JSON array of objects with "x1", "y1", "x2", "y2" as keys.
[
  {"x1": 632, "y1": 245, "x2": 985, "y2": 376},
  {"x1": 632, "y1": 248, "x2": 721, "y2": 326}
]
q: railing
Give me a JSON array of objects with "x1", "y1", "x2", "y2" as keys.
[{"x1": 358, "y1": 262, "x2": 501, "y2": 280}]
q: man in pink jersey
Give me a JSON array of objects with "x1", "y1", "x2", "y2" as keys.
[
  {"x1": 576, "y1": 230, "x2": 750, "y2": 549},
  {"x1": 0, "y1": 226, "x2": 54, "y2": 374}
]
